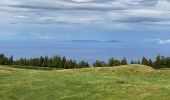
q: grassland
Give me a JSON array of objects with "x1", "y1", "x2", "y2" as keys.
[{"x1": 1, "y1": 64, "x2": 170, "y2": 100}]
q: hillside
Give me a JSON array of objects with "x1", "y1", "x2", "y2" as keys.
[{"x1": 1, "y1": 64, "x2": 170, "y2": 100}]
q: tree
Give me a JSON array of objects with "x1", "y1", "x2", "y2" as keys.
[
  {"x1": 141, "y1": 57, "x2": 148, "y2": 66},
  {"x1": 154, "y1": 55, "x2": 161, "y2": 69},
  {"x1": 78, "y1": 60, "x2": 90, "y2": 68},
  {"x1": 121, "y1": 57, "x2": 128, "y2": 65},
  {"x1": 148, "y1": 59, "x2": 153, "y2": 66},
  {"x1": 52, "y1": 55, "x2": 62, "y2": 68},
  {"x1": 130, "y1": 60, "x2": 135, "y2": 64},
  {"x1": 137, "y1": 60, "x2": 141, "y2": 64},
  {"x1": 38, "y1": 56, "x2": 44, "y2": 67},
  {"x1": 60, "y1": 57, "x2": 66, "y2": 68},
  {"x1": 8, "y1": 55, "x2": 13, "y2": 65},
  {"x1": 0, "y1": 54, "x2": 5, "y2": 65},
  {"x1": 161, "y1": 56, "x2": 166, "y2": 68},
  {"x1": 108, "y1": 58, "x2": 114, "y2": 66},
  {"x1": 108, "y1": 58, "x2": 121, "y2": 67},
  {"x1": 93, "y1": 60, "x2": 106, "y2": 67},
  {"x1": 42, "y1": 56, "x2": 48, "y2": 67},
  {"x1": 165, "y1": 57, "x2": 170, "y2": 68},
  {"x1": 64, "y1": 60, "x2": 77, "y2": 69}
]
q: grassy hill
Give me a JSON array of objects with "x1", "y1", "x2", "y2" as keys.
[{"x1": 1, "y1": 64, "x2": 170, "y2": 100}]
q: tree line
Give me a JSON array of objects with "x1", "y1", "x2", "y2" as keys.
[
  {"x1": 0, "y1": 54, "x2": 90, "y2": 69},
  {"x1": 0, "y1": 54, "x2": 170, "y2": 69},
  {"x1": 139, "y1": 55, "x2": 170, "y2": 69}
]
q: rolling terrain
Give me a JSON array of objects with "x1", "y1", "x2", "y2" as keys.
[{"x1": 1, "y1": 65, "x2": 170, "y2": 100}]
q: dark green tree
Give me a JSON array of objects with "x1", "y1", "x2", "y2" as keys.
[
  {"x1": 93, "y1": 60, "x2": 106, "y2": 67},
  {"x1": 108, "y1": 58, "x2": 121, "y2": 66},
  {"x1": 38, "y1": 56, "x2": 44, "y2": 67},
  {"x1": 59, "y1": 57, "x2": 66, "y2": 68},
  {"x1": 154, "y1": 55, "x2": 161, "y2": 69},
  {"x1": 64, "y1": 60, "x2": 77, "y2": 69},
  {"x1": 130, "y1": 60, "x2": 135, "y2": 64},
  {"x1": 141, "y1": 57, "x2": 148, "y2": 66},
  {"x1": 0, "y1": 54, "x2": 5, "y2": 65},
  {"x1": 78, "y1": 60, "x2": 90, "y2": 68},
  {"x1": 121, "y1": 57, "x2": 128, "y2": 65},
  {"x1": 42, "y1": 56, "x2": 49, "y2": 67},
  {"x1": 148, "y1": 59, "x2": 153, "y2": 66},
  {"x1": 8, "y1": 55, "x2": 13, "y2": 65}
]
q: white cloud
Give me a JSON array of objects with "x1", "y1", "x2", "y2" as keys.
[
  {"x1": 156, "y1": 0, "x2": 170, "y2": 11},
  {"x1": 0, "y1": 0, "x2": 170, "y2": 29},
  {"x1": 71, "y1": 0, "x2": 93, "y2": 2},
  {"x1": 151, "y1": 39, "x2": 170, "y2": 44}
]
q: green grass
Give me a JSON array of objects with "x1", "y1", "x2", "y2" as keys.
[{"x1": 1, "y1": 64, "x2": 170, "y2": 100}]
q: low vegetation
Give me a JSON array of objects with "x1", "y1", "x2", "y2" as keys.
[{"x1": 1, "y1": 64, "x2": 170, "y2": 100}]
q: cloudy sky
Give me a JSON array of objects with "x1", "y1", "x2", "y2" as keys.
[
  {"x1": 0, "y1": 0, "x2": 170, "y2": 44},
  {"x1": 1, "y1": 0, "x2": 170, "y2": 61}
]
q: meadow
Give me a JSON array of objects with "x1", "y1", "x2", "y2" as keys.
[{"x1": 1, "y1": 64, "x2": 170, "y2": 100}]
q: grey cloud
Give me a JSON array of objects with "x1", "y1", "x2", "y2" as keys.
[
  {"x1": 0, "y1": 0, "x2": 170, "y2": 29},
  {"x1": 0, "y1": 0, "x2": 159, "y2": 12},
  {"x1": 2, "y1": 4, "x2": 123, "y2": 11},
  {"x1": 116, "y1": 17, "x2": 160, "y2": 23},
  {"x1": 131, "y1": 0, "x2": 158, "y2": 6}
]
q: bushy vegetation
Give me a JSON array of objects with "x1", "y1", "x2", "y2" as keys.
[
  {"x1": 130, "y1": 55, "x2": 170, "y2": 69},
  {"x1": 0, "y1": 54, "x2": 127, "y2": 69},
  {"x1": 1, "y1": 53, "x2": 170, "y2": 69},
  {"x1": 0, "y1": 54, "x2": 90, "y2": 69},
  {"x1": 0, "y1": 54, "x2": 13, "y2": 65}
]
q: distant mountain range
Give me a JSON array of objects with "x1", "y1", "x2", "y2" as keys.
[{"x1": 70, "y1": 40, "x2": 122, "y2": 43}]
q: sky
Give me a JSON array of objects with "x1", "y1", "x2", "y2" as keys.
[
  {"x1": 0, "y1": 0, "x2": 170, "y2": 41},
  {"x1": 0, "y1": 0, "x2": 170, "y2": 60}
]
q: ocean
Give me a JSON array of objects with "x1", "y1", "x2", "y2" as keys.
[{"x1": 0, "y1": 40, "x2": 169, "y2": 63}]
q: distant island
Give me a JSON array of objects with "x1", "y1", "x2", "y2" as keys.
[{"x1": 70, "y1": 40, "x2": 122, "y2": 43}]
